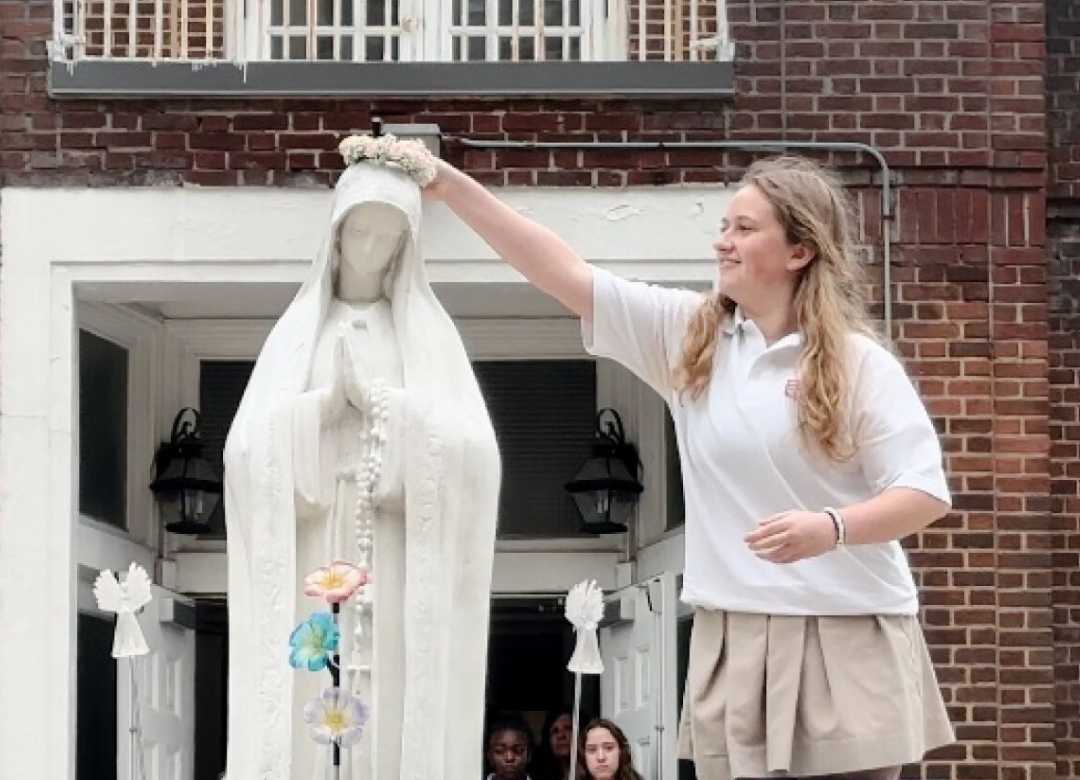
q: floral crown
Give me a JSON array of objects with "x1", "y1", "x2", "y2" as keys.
[{"x1": 338, "y1": 133, "x2": 437, "y2": 187}]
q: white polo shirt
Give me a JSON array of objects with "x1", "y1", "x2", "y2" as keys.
[{"x1": 584, "y1": 269, "x2": 951, "y2": 616}]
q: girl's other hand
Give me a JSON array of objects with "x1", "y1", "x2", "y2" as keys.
[{"x1": 745, "y1": 510, "x2": 837, "y2": 564}]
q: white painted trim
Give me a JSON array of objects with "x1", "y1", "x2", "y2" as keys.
[
  {"x1": 174, "y1": 549, "x2": 622, "y2": 595},
  {"x1": 0, "y1": 187, "x2": 726, "y2": 268},
  {"x1": 634, "y1": 530, "x2": 685, "y2": 582},
  {"x1": 77, "y1": 522, "x2": 157, "y2": 577},
  {"x1": 0, "y1": 185, "x2": 722, "y2": 780}
]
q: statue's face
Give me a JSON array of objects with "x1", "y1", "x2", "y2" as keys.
[{"x1": 337, "y1": 202, "x2": 409, "y2": 283}]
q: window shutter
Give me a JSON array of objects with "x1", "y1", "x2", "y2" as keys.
[
  {"x1": 198, "y1": 358, "x2": 597, "y2": 539},
  {"x1": 474, "y1": 360, "x2": 597, "y2": 538},
  {"x1": 198, "y1": 360, "x2": 256, "y2": 536}
]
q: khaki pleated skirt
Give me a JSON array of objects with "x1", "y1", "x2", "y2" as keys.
[{"x1": 677, "y1": 609, "x2": 954, "y2": 779}]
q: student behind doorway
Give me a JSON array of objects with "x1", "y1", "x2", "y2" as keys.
[
  {"x1": 578, "y1": 719, "x2": 645, "y2": 780},
  {"x1": 429, "y1": 155, "x2": 954, "y2": 780},
  {"x1": 485, "y1": 712, "x2": 536, "y2": 780}
]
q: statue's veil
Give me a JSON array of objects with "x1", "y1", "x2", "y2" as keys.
[{"x1": 223, "y1": 161, "x2": 501, "y2": 779}]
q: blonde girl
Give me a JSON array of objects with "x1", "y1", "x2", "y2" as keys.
[{"x1": 426, "y1": 156, "x2": 953, "y2": 780}]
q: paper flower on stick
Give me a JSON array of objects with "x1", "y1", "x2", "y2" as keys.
[
  {"x1": 304, "y1": 561, "x2": 368, "y2": 605},
  {"x1": 289, "y1": 612, "x2": 340, "y2": 671},
  {"x1": 93, "y1": 562, "x2": 153, "y2": 658},
  {"x1": 304, "y1": 688, "x2": 370, "y2": 747},
  {"x1": 565, "y1": 580, "x2": 605, "y2": 674}
]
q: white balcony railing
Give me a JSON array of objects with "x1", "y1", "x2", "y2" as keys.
[{"x1": 54, "y1": 0, "x2": 731, "y2": 64}]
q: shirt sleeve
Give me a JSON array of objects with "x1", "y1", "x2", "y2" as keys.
[
  {"x1": 583, "y1": 267, "x2": 704, "y2": 398},
  {"x1": 852, "y1": 338, "x2": 952, "y2": 506}
]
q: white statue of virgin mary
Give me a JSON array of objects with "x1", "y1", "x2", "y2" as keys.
[{"x1": 223, "y1": 152, "x2": 501, "y2": 780}]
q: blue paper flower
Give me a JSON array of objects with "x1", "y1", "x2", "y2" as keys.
[
  {"x1": 289, "y1": 612, "x2": 339, "y2": 671},
  {"x1": 304, "y1": 687, "x2": 370, "y2": 747}
]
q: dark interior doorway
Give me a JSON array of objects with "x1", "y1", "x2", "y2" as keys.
[
  {"x1": 195, "y1": 595, "x2": 599, "y2": 779},
  {"x1": 484, "y1": 596, "x2": 600, "y2": 768}
]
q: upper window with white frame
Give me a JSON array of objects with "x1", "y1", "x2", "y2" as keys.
[{"x1": 61, "y1": 0, "x2": 728, "y2": 63}]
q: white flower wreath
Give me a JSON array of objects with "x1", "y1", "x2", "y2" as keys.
[{"x1": 338, "y1": 133, "x2": 438, "y2": 187}]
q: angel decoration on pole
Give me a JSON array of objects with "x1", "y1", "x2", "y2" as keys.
[
  {"x1": 93, "y1": 562, "x2": 154, "y2": 780},
  {"x1": 564, "y1": 579, "x2": 606, "y2": 780}
]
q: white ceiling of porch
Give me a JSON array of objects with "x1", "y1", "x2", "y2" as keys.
[{"x1": 104, "y1": 281, "x2": 572, "y2": 320}]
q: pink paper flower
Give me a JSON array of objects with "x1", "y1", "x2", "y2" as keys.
[{"x1": 304, "y1": 561, "x2": 368, "y2": 604}]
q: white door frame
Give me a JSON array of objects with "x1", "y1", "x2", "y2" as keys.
[{"x1": 0, "y1": 185, "x2": 721, "y2": 780}]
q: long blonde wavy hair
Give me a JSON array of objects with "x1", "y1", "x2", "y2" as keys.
[{"x1": 673, "y1": 156, "x2": 879, "y2": 461}]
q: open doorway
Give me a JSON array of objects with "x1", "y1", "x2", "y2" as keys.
[{"x1": 485, "y1": 596, "x2": 601, "y2": 774}]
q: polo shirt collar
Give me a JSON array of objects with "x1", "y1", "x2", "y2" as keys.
[
  {"x1": 721, "y1": 306, "x2": 747, "y2": 335},
  {"x1": 722, "y1": 306, "x2": 803, "y2": 349}
]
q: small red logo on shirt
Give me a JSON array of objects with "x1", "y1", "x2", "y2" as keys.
[{"x1": 784, "y1": 379, "x2": 800, "y2": 400}]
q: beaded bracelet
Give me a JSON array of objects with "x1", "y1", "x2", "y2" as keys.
[{"x1": 823, "y1": 506, "x2": 846, "y2": 549}]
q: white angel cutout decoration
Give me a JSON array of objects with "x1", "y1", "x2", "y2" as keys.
[
  {"x1": 93, "y1": 562, "x2": 153, "y2": 658},
  {"x1": 566, "y1": 579, "x2": 605, "y2": 674}
]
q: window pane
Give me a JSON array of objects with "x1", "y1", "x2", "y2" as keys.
[
  {"x1": 288, "y1": 35, "x2": 306, "y2": 58},
  {"x1": 544, "y1": 0, "x2": 562, "y2": 26},
  {"x1": 498, "y1": 0, "x2": 512, "y2": 26},
  {"x1": 317, "y1": 0, "x2": 333, "y2": 25},
  {"x1": 288, "y1": 0, "x2": 306, "y2": 24},
  {"x1": 270, "y1": 0, "x2": 283, "y2": 26},
  {"x1": 569, "y1": 0, "x2": 579, "y2": 25},
  {"x1": 467, "y1": 35, "x2": 486, "y2": 60},
  {"x1": 367, "y1": 0, "x2": 385, "y2": 25},
  {"x1": 390, "y1": 36, "x2": 399, "y2": 60},
  {"x1": 569, "y1": 36, "x2": 579, "y2": 59},
  {"x1": 498, "y1": 36, "x2": 513, "y2": 60},
  {"x1": 474, "y1": 361, "x2": 597, "y2": 538},
  {"x1": 340, "y1": 36, "x2": 353, "y2": 60},
  {"x1": 365, "y1": 37, "x2": 383, "y2": 60},
  {"x1": 316, "y1": 35, "x2": 334, "y2": 59},
  {"x1": 341, "y1": 0, "x2": 353, "y2": 25},
  {"x1": 520, "y1": 0, "x2": 534, "y2": 26},
  {"x1": 467, "y1": 0, "x2": 485, "y2": 25},
  {"x1": 270, "y1": 36, "x2": 283, "y2": 58},
  {"x1": 79, "y1": 330, "x2": 128, "y2": 530},
  {"x1": 544, "y1": 36, "x2": 563, "y2": 60},
  {"x1": 453, "y1": 0, "x2": 462, "y2": 24},
  {"x1": 390, "y1": 0, "x2": 399, "y2": 25},
  {"x1": 519, "y1": 36, "x2": 534, "y2": 60}
]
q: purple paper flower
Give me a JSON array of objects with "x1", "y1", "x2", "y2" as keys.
[{"x1": 303, "y1": 688, "x2": 370, "y2": 747}]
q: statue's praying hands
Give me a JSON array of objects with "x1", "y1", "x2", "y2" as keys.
[{"x1": 325, "y1": 327, "x2": 372, "y2": 421}]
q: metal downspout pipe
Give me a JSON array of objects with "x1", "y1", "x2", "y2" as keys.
[{"x1": 454, "y1": 138, "x2": 896, "y2": 337}]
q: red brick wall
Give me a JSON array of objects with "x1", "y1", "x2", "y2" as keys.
[
  {"x1": 1047, "y1": 0, "x2": 1080, "y2": 778},
  {"x1": 0, "y1": 2, "x2": 1061, "y2": 779}
]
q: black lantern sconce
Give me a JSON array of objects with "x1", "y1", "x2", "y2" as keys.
[
  {"x1": 565, "y1": 408, "x2": 644, "y2": 534},
  {"x1": 150, "y1": 408, "x2": 223, "y2": 535}
]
